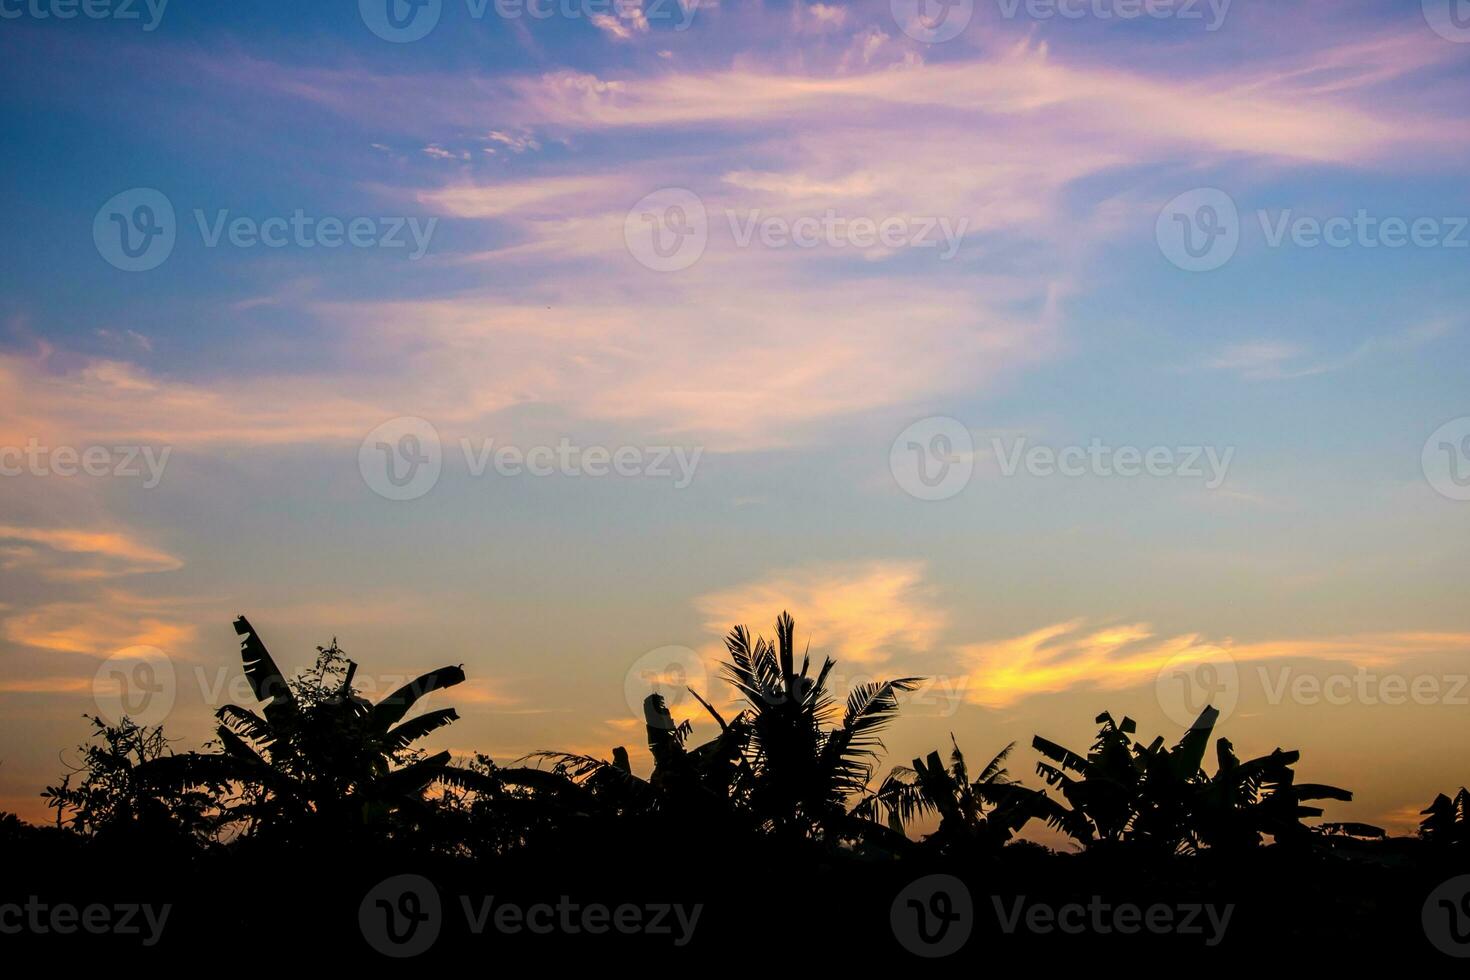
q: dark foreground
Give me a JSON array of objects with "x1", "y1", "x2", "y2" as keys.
[{"x1": 3, "y1": 819, "x2": 1467, "y2": 964}]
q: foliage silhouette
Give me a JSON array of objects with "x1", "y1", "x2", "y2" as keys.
[
  {"x1": 1420, "y1": 787, "x2": 1470, "y2": 847},
  {"x1": 139, "y1": 616, "x2": 471, "y2": 842},
  {"x1": 1032, "y1": 706, "x2": 1372, "y2": 854},
  {"x1": 9, "y1": 611, "x2": 1466, "y2": 962}
]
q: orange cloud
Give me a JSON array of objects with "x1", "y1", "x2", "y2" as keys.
[
  {"x1": 695, "y1": 559, "x2": 946, "y2": 667},
  {"x1": 958, "y1": 621, "x2": 1470, "y2": 707},
  {"x1": 0, "y1": 525, "x2": 182, "y2": 578},
  {"x1": 3, "y1": 602, "x2": 197, "y2": 657}
]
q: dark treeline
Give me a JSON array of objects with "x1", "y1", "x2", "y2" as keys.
[{"x1": 3, "y1": 614, "x2": 1468, "y2": 963}]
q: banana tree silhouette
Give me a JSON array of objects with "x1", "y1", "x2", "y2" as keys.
[
  {"x1": 1032, "y1": 711, "x2": 1147, "y2": 846},
  {"x1": 1194, "y1": 738, "x2": 1359, "y2": 851},
  {"x1": 145, "y1": 616, "x2": 466, "y2": 839},
  {"x1": 636, "y1": 690, "x2": 752, "y2": 820},
  {"x1": 447, "y1": 617, "x2": 916, "y2": 847},
  {"x1": 493, "y1": 692, "x2": 754, "y2": 834},
  {"x1": 1034, "y1": 706, "x2": 1361, "y2": 852},
  {"x1": 857, "y1": 738, "x2": 1063, "y2": 854},
  {"x1": 719, "y1": 613, "x2": 920, "y2": 842},
  {"x1": 1419, "y1": 787, "x2": 1470, "y2": 847}
]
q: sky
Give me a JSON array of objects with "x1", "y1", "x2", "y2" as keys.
[{"x1": 1, "y1": 0, "x2": 1468, "y2": 838}]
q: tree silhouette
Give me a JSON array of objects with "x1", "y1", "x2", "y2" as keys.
[
  {"x1": 44, "y1": 715, "x2": 221, "y2": 847},
  {"x1": 857, "y1": 737, "x2": 1065, "y2": 856},
  {"x1": 143, "y1": 616, "x2": 468, "y2": 842},
  {"x1": 15, "y1": 610, "x2": 1435, "y2": 962},
  {"x1": 1420, "y1": 787, "x2": 1470, "y2": 847},
  {"x1": 718, "y1": 612, "x2": 920, "y2": 843},
  {"x1": 1033, "y1": 706, "x2": 1367, "y2": 852}
]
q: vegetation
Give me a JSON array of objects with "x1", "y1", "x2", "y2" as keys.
[{"x1": 5, "y1": 613, "x2": 1467, "y2": 960}]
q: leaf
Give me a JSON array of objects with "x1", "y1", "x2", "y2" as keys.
[
  {"x1": 371, "y1": 665, "x2": 466, "y2": 730},
  {"x1": 1032, "y1": 735, "x2": 1089, "y2": 774},
  {"x1": 216, "y1": 704, "x2": 274, "y2": 745},
  {"x1": 233, "y1": 616, "x2": 297, "y2": 725},
  {"x1": 377, "y1": 750, "x2": 452, "y2": 796},
  {"x1": 384, "y1": 708, "x2": 460, "y2": 752}
]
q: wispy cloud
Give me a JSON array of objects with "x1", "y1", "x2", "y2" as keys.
[
  {"x1": 695, "y1": 560, "x2": 946, "y2": 667},
  {"x1": 958, "y1": 620, "x2": 1470, "y2": 707},
  {"x1": 0, "y1": 525, "x2": 182, "y2": 579}
]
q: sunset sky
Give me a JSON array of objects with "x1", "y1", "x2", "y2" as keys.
[{"x1": 1, "y1": 0, "x2": 1468, "y2": 837}]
